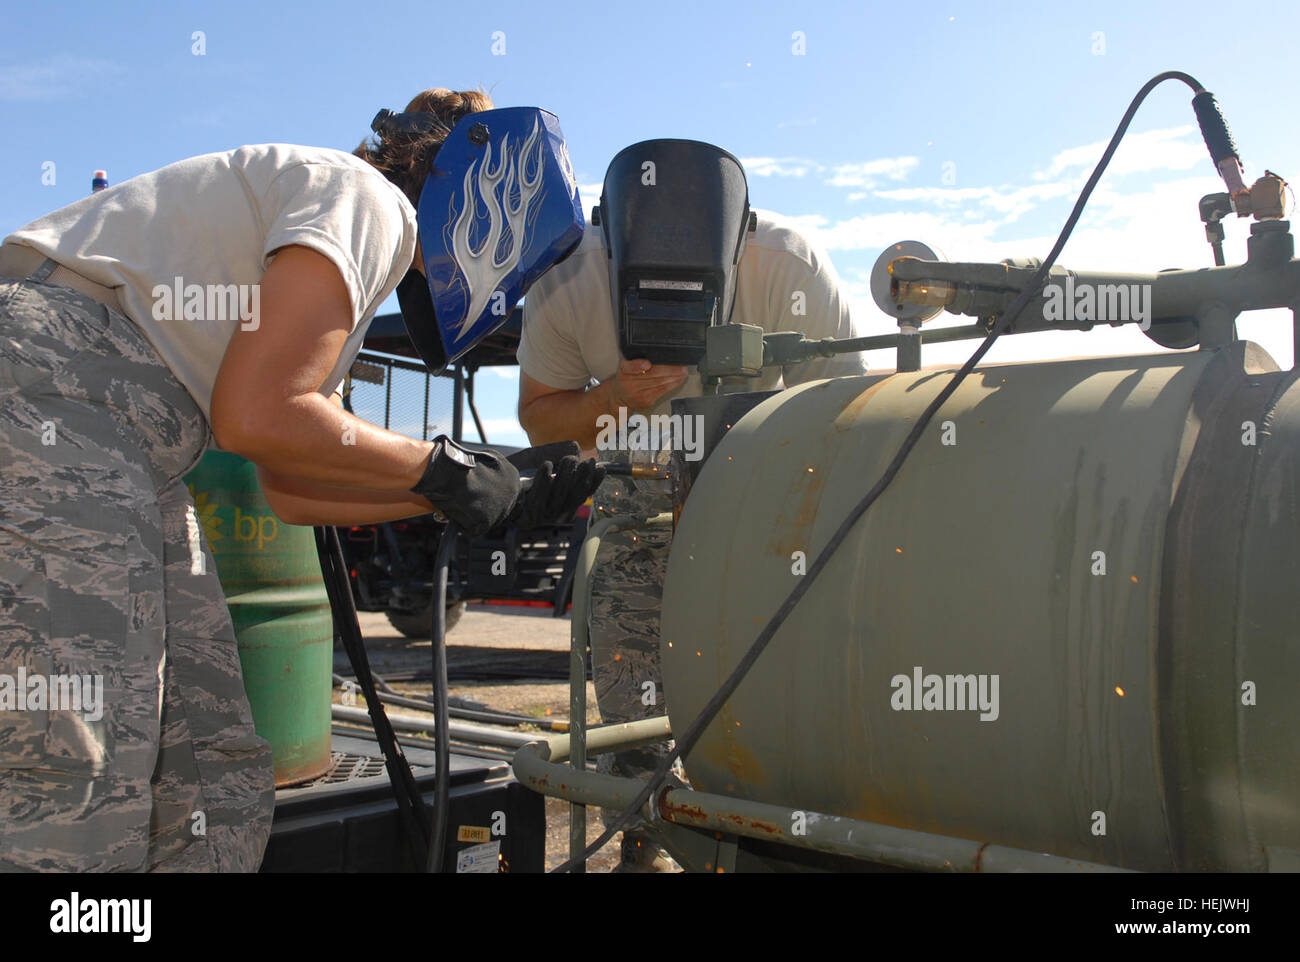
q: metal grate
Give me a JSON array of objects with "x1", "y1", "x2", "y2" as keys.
[{"x1": 318, "y1": 752, "x2": 387, "y2": 784}]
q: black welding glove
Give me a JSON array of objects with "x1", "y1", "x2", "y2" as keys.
[
  {"x1": 410, "y1": 436, "x2": 520, "y2": 537},
  {"x1": 505, "y1": 441, "x2": 606, "y2": 530}
]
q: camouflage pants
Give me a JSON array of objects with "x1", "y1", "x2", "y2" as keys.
[
  {"x1": 0, "y1": 263, "x2": 274, "y2": 871},
  {"x1": 588, "y1": 451, "x2": 675, "y2": 831}
]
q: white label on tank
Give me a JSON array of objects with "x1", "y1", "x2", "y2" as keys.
[
  {"x1": 639, "y1": 279, "x2": 703, "y2": 291},
  {"x1": 456, "y1": 840, "x2": 501, "y2": 873}
]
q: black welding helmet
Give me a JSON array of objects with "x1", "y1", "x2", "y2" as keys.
[
  {"x1": 380, "y1": 106, "x2": 585, "y2": 373},
  {"x1": 596, "y1": 139, "x2": 754, "y2": 366}
]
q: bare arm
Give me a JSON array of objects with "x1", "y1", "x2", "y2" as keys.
[
  {"x1": 210, "y1": 245, "x2": 443, "y2": 524},
  {"x1": 517, "y1": 361, "x2": 689, "y2": 448},
  {"x1": 255, "y1": 466, "x2": 439, "y2": 526},
  {"x1": 210, "y1": 245, "x2": 433, "y2": 492},
  {"x1": 517, "y1": 372, "x2": 614, "y2": 449},
  {"x1": 254, "y1": 394, "x2": 441, "y2": 525}
]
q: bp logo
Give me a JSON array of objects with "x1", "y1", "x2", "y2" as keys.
[
  {"x1": 188, "y1": 486, "x2": 223, "y2": 548},
  {"x1": 186, "y1": 485, "x2": 278, "y2": 551}
]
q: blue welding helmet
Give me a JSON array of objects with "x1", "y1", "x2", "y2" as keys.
[{"x1": 381, "y1": 106, "x2": 584, "y2": 373}]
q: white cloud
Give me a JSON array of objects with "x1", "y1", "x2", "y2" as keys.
[
  {"x1": 870, "y1": 181, "x2": 1077, "y2": 225},
  {"x1": 825, "y1": 157, "x2": 919, "y2": 188},
  {"x1": 0, "y1": 54, "x2": 125, "y2": 101},
  {"x1": 742, "y1": 154, "x2": 919, "y2": 189},
  {"x1": 1034, "y1": 125, "x2": 1205, "y2": 181},
  {"x1": 833, "y1": 162, "x2": 1294, "y2": 370},
  {"x1": 780, "y1": 209, "x2": 1015, "y2": 255},
  {"x1": 740, "y1": 156, "x2": 820, "y2": 178}
]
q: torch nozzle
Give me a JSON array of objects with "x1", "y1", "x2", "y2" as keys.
[{"x1": 597, "y1": 462, "x2": 670, "y2": 480}]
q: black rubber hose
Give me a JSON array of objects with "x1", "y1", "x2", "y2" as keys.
[
  {"x1": 315, "y1": 526, "x2": 429, "y2": 854},
  {"x1": 331, "y1": 676, "x2": 569, "y2": 730},
  {"x1": 551, "y1": 69, "x2": 1208, "y2": 873},
  {"x1": 425, "y1": 523, "x2": 457, "y2": 873}
]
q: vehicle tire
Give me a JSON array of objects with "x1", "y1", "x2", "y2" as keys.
[{"x1": 386, "y1": 601, "x2": 465, "y2": 639}]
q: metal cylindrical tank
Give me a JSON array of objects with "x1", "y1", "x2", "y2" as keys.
[
  {"x1": 184, "y1": 451, "x2": 333, "y2": 787},
  {"x1": 660, "y1": 342, "x2": 1300, "y2": 872}
]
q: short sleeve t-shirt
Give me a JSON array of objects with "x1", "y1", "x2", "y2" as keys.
[
  {"x1": 5, "y1": 144, "x2": 417, "y2": 424},
  {"x1": 517, "y1": 208, "x2": 868, "y2": 418}
]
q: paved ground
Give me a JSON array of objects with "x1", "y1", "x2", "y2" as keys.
[{"x1": 336, "y1": 605, "x2": 626, "y2": 872}]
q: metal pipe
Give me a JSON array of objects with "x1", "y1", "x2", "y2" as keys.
[
  {"x1": 566, "y1": 513, "x2": 673, "y2": 869},
  {"x1": 541, "y1": 717, "x2": 674, "y2": 764},
  {"x1": 513, "y1": 718, "x2": 675, "y2": 815},
  {"x1": 799, "y1": 323, "x2": 992, "y2": 358},
  {"x1": 383, "y1": 358, "x2": 392, "y2": 431},
  {"x1": 330, "y1": 723, "x2": 515, "y2": 762},
  {"x1": 655, "y1": 787, "x2": 1128, "y2": 873},
  {"x1": 452, "y1": 364, "x2": 464, "y2": 441},
  {"x1": 465, "y1": 368, "x2": 488, "y2": 444},
  {"x1": 332, "y1": 675, "x2": 567, "y2": 729},
  {"x1": 422, "y1": 365, "x2": 430, "y2": 440},
  {"x1": 513, "y1": 722, "x2": 1128, "y2": 873},
  {"x1": 332, "y1": 704, "x2": 535, "y2": 749}
]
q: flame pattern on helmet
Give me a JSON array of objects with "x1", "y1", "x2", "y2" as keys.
[{"x1": 450, "y1": 117, "x2": 547, "y2": 335}]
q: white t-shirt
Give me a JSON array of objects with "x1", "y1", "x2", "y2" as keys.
[
  {"x1": 518, "y1": 208, "x2": 868, "y2": 417},
  {"x1": 5, "y1": 144, "x2": 417, "y2": 424}
]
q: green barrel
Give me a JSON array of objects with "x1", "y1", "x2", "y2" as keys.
[{"x1": 184, "y1": 450, "x2": 333, "y2": 787}]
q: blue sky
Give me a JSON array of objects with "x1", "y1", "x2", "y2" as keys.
[{"x1": 3, "y1": 0, "x2": 1298, "y2": 446}]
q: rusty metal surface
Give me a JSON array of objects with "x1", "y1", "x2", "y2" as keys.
[
  {"x1": 274, "y1": 753, "x2": 336, "y2": 789},
  {"x1": 512, "y1": 720, "x2": 1126, "y2": 872},
  {"x1": 669, "y1": 391, "x2": 778, "y2": 531},
  {"x1": 660, "y1": 344, "x2": 1299, "y2": 871},
  {"x1": 655, "y1": 786, "x2": 1128, "y2": 873}
]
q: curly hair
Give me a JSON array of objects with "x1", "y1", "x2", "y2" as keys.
[{"x1": 354, "y1": 88, "x2": 493, "y2": 207}]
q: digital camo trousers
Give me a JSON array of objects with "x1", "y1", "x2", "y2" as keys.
[
  {"x1": 0, "y1": 268, "x2": 274, "y2": 872},
  {"x1": 588, "y1": 450, "x2": 675, "y2": 831}
]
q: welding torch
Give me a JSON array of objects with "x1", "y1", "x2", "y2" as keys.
[{"x1": 594, "y1": 461, "x2": 669, "y2": 480}]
